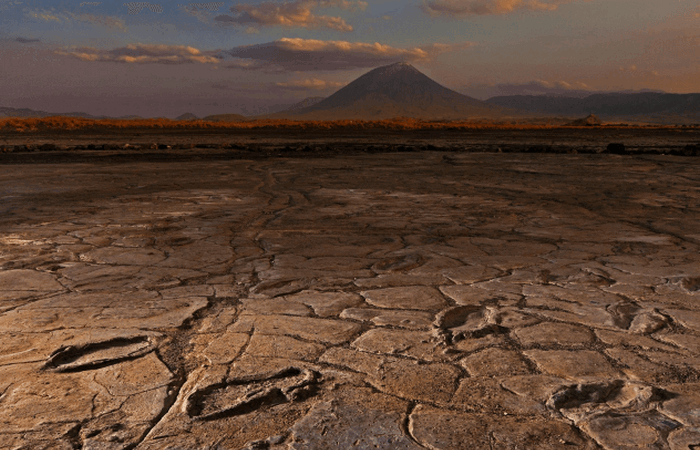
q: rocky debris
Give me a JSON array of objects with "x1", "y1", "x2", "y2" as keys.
[{"x1": 1, "y1": 151, "x2": 700, "y2": 448}]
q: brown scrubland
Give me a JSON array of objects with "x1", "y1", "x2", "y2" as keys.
[{"x1": 0, "y1": 116, "x2": 692, "y2": 132}]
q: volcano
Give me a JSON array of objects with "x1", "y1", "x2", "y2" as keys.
[{"x1": 273, "y1": 62, "x2": 512, "y2": 120}]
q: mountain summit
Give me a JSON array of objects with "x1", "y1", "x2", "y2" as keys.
[{"x1": 275, "y1": 62, "x2": 511, "y2": 120}]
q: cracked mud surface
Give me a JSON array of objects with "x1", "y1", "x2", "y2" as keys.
[{"x1": 1, "y1": 148, "x2": 700, "y2": 449}]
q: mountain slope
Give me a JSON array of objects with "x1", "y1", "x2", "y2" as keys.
[
  {"x1": 274, "y1": 63, "x2": 513, "y2": 120},
  {"x1": 284, "y1": 97, "x2": 325, "y2": 112},
  {"x1": 486, "y1": 93, "x2": 700, "y2": 120}
]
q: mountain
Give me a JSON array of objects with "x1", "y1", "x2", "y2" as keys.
[
  {"x1": 284, "y1": 97, "x2": 325, "y2": 112},
  {"x1": 202, "y1": 113, "x2": 248, "y2": 122},
  {"x1": 175, "y1": 112, "x2": 199, "y2": 121},
  {"x1": 0, "y1": 106, "x2": 102, "y2": 119},
  {"x1": 486, "y1": 93, "x2": 700, "y2": 122},
  {"x1": 271, "y1": 62, "x2": 514, "y2": 120}
]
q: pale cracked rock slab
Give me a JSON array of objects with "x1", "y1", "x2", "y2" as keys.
[
  {"x1": 655, "y1": 332, "x2": 700, "y2": 354},
  {"x1": 605, "y1": 347, "x2": 672, "y2": 383},
  {"x1": 501, "y1": 374, "x2": 570, "y2": 403},
  {"x1": 514, "y1": 322, "x2": 596, "y2": 347},
  {"x1": 524, "y1": 349, "x2": 622, "y2": 381},
  {"x1": 353, "y1": 273, "x2": 448, "y2": 288},
  {"x1": 244, "y1": 332, "x2": 327, "y2": 361},
  {"x1": 197, "y1": 331, "x2": 249, "y2": 365},
  {"x1": 659, "y1": 383, "x2": 700, "y2": 427},
  {"x1": 0, "y1": 297, "x2": 209, "y2": 331},
  {"x1": 409, "y1": 404, "x2": 597, "y2": 450},
  {"x1": 440, "y1": 265, "x2": 502, "y2": 285},
  {"x1": 81, "y1": 246, "x2": 166, "y2": 266},
  {"x1": 320, "y1": 347, "x2": 460, "y2": 403},
  {"x1": 159, "y1": 239, "x2": 234, "y2": 266},
  {"x1": 460, "y1": 348, "x2": 530, "y2": 377},
  {"x1": 596, "y1": 328, "x2": 678, "y2": 352},
  {"x1": 361, "y1": 286, "x2": 447, "y2": 310},
  {"x1": 665, "y1": 309, "x2": 700, "y2": 333},
  {"x1": 668, "y1": 428, "x2": 700, "y2": 450},
  {"x1": 546, "y1": 380, "x2": 684, "y2": 449},
  {"x1": 228, "y1": 314, "x2": 361, "y2": 345},
  {"x1": 340, "y1": 307, "x2": 434, "y2": 329},
  {"x1": 285, "y1": 387, "x2": 422, "y2": 450},
  {"x1": 0, "y1": 269, "x2": 65, "y2": 292},
  {"x1": 451, "y1": 376, "x2": 546, "y2": 415},
  {"x1": 284, "y1": 290, "x2": 364, "y2": 317},
  {"x1": 439, "y1": 284, "x2": 521, "y2": 306},
  {"x1": 351, "y1": 328, "x2": 446, "y2": 361},
  {"x1": 0, "y1": 353, "x2": 173, "y2": 439},
  {"x1": 240, "y1": 298, "x2": 314, "y2": 316}
]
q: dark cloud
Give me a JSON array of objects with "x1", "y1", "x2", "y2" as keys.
[
  {"x1": 422, "y1": 0, "x2": 583, "y2": 16},
  {"x1": 56, "y1": 44, "x2": 220, "y2": 64},
  {"x1": 222, "y1": 38, "x2": 470, "y2": 72},
  {"x1": 214, "y1": 0, "x2": 365, "y2": 32},
  {"x1": 15, "y1": 37, "x2": 41, "y2": 43}
]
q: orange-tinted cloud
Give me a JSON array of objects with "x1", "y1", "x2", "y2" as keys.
[
  {"x1": 214, "y1": 0, "x2": 365, "y2": 31},
  {"x1": 223, "y1": 38, "x2": 472, "y2": 71},
  {"x1": 422, "y1": 0, "x2": 584, "y2": 16},
  {"x1": 56, "y1": 44, "x2": 219, "y2": 64}
]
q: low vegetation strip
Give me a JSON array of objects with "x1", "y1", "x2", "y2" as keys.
[{"x1": 0, "y1": 116, "x2": 690, "y2": 133}]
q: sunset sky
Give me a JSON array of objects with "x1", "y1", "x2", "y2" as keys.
[{"x1": 1, "y1": 0, "x2": 698, "y2": 117}]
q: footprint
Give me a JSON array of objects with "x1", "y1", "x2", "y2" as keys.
[
  {"x1": 42, "y1": 335, "x2": 156, "y2": 372},
  {"x1": 185, "y1": 367, "x2": 319, "y2": 421},
  {"x1": 547, "y1": 380, "x2": 681, "y2": 449},
  {"x1": 607, "y1": 301, "x2": 669, "y2": 334},
  {"x1": 433, "y1": 305, "x2": 534, "y2": 343},
  {"x1": 606, "y1": 302, "x2": 641, "y2": 329},
  {"x1": 680, "y1": 277, "x2": 700, "y2": 293}
]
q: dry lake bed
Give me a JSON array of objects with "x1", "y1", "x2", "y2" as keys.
[{"x1": 1, "y1": 131, "x2": 700, "y2": 449}]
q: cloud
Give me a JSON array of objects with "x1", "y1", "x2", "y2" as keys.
[
  {"x1": 222, "y1": 38, "x2": 471, "y2": 71},
  {"x1": 0, "y1": 0, "x2": 22, "y2": 10},
  {"x1": 26, "y1": 9, "x2": 63, "y2": 22},
  {"x1": 25, "y1": 8, "x2": 126, "y2": 31},
  {"x1": 275, "y1": 78, "x2": 345, "y2": 90},
  {"x1": 214, "y1": 0, "x2": 365, "y2": 32},
  {"x1": 56, "y1": 44, "x2": 220, "y2": 64},
  {"x1": 73, "y1": 13, "x2": 127, "y2": 31},
  {"x1": 421, "y1": 0, "x2": 584, "y2": 16},
  {"x1": 14, "y1": 37, "x2": 40, "y2": 43}
]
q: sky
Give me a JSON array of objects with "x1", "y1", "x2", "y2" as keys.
[{"x1": 1, "y1": 0, "x2": 699, "y2": 118}]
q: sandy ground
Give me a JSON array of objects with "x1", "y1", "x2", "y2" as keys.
[{"x1": 1, "y1": 131, "x2": 700, "y2": 449}]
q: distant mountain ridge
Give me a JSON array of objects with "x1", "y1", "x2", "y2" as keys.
[
  {"x1": 175, "y1": 112, "x2": 199, "y2": 121},
  {"x1": 0, "y1": 106, "x2": 103, "y2": 119},
  {"x1": 485, "y1": 93, "x2": 700, "y2": 121},
  {"x1": 270, "y1": 62, "x2": 513, "y2": 120}
]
